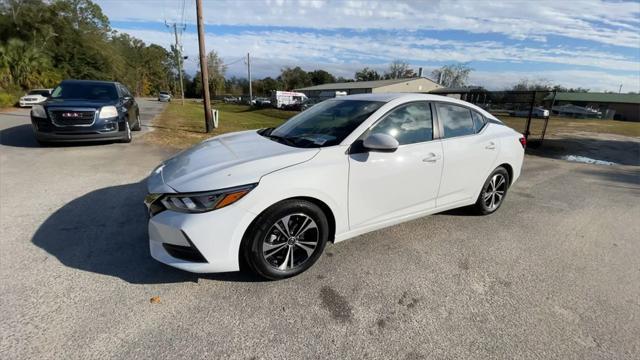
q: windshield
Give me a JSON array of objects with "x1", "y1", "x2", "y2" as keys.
[
  {"x1": 267, "y1": 100, "x2": 384, "y2": 148},
  {"x1": 51, "y1": 82, "x2": 118, "y2": 101},
  {"x1": 160, "y1": 91, "x2": 169, "y2": 95}
]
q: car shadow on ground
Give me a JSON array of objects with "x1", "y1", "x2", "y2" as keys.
[
  {"x1": 0, "y1": 123, "x2": 115, "y2": 148},
  {"x1": 528, "y1": 137, "x2": 640, "y2": 166},
  {"x1": 31, "y1": 181, "x2": 264, "y2": 284}
]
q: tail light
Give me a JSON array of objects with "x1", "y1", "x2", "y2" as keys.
[{"x1": 519, "y1": 136, "x2": 526, "y2": 149}]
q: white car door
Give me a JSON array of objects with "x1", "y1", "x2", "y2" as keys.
[
  {"x1": 435, "y1": 102, "x2": 499, "y2": 207},
  {"x1": 348, "y1": 102, "x2": 444, "y2": 229}
]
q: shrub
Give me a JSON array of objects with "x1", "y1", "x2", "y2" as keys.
[{"x1": 0, "y1": 91, "x2": 18, "y2": 108}]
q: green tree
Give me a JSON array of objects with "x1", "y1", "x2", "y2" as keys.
[
  {"x1": 206, "y1": 50, "x2": 226, "y2": 96},
  {"x1": 355, "y1": 67, "x2": 381, "y2": 81},
  {"x1": 308, "y1": 69, "x2": 335, "y2": 85},
  {"x1": 279, "y1": 66, "x2": 311, "y2": 90}
]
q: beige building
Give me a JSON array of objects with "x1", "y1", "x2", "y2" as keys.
[{"x1": 295, "y1": 77, "x2": 442, "y2": 98}]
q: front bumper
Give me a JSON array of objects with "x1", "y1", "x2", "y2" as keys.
[
  {"x1": 148, "y1": 201, "x2": 257, "y2": 273},
  {"x1": 20, "y1": 100, "x2": 40, "y2": 107},
  {"x1": 31, "y1": 115, "x2": 126, "y2": 142}
]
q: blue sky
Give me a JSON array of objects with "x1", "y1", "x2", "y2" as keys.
[{"x1": 97, "y1": 0, "x2": 640, "y2": 92}]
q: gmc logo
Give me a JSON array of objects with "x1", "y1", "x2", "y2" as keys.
[{"x1": 62, "y1": 112, "x2": 81, "y2": 118}]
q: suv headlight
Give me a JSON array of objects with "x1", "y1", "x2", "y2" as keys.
[
  {"x1": 31, "y1": 105, "x2": 46, "y2": 118},
  {"x1": 99, "y1": 105, "x2": 118, "y2": 119},
  {"x1": 158, "y1": 184, "x2": 257, "y2": 214}
]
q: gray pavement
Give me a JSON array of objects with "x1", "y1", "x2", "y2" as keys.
[{"x1": 1, "y1": 101, "x2": 639, "y2": 359}]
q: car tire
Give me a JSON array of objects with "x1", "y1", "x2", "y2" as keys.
[
  {"x1": 243, "y1": 199, "x2": 329, "y2": 280},
  {"x1": 120, "y1": 121, "x2": 132, "y2": 143},
  {"x1": 132, "y1": 113, "x2": 141, "y2": 131},
  {"x1": 474, "y1": 166, "x2": 510, "y2": 215}
]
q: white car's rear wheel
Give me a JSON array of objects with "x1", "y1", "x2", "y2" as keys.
[
  {"x1": 243, "y1": 199, "x2": 328, "y2": 280},
  {"x1": 474, "y1": 167, "x2": 510, "y2": 215}
]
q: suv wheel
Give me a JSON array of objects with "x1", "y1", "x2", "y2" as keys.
[
  {"x1": 243, "y1": 199, "x2": 328, "y2": 280},
  {"x1": 121, "y1": 121, "x2": 132, "y2": 143},
  {"x1": 132, "y1": 113, "x2": 141, "y2": 131}
]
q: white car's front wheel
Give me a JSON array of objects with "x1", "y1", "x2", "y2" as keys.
[{"x1": 243, "y1": 199, "x2": 329, "y2": 280}]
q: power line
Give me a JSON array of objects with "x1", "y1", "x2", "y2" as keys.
[{"x1": 225, "y1": 56, "x2": 246, "y2": 66}]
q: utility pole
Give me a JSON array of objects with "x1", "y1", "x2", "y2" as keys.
[
  {"x1": 247, "y1": 53, "x2": 252, "y2": 105},
  {"x1": 196, "y1": 0, "x2": 214, "y2": 132},
  {"x1": 166, "y1": 21, "x2": 186, "y2": 105}
]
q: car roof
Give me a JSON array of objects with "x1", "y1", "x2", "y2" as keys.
[
  {"x1": 337, "y1": 93, "x2": 501, "y2": 122},
  {"x1": 60, "y1": 79, "x2": 118, "y2": 86}
]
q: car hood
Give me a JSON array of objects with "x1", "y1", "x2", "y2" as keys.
[
  {"x1": 44, "y1": 98, "x2": 117, "y2": 108},
  {"x1": 148, "y1": 130, "x2": 319, "y2": 193}
]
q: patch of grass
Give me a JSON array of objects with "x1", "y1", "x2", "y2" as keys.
[
  {"x1": 146, "y1": 100, "x2": 294, "y2": 149},
  {"x1": 147, "y1": 100, "x2": 640, "y2": 149},
  {"x1": 500, "y1": 116, "x2": 640, "y2": 138},
  {"x1": 0, "y1": 87, "x2": 22, "y2": 108}
]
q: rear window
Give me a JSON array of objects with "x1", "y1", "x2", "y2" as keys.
[
  {"x1": 51, "y1": 83, "x2": 118, "y2": 101},
  {"x1": 436, "y1": 103, "x2": 476, "y2": 138}
]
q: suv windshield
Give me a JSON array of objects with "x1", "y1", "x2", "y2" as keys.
[
  {"x1": 51, "y1": 82, "x2": 118, "y2": 101},
  {"x1": 266, "y1": 100, "x2": 384, "y2": 148}
]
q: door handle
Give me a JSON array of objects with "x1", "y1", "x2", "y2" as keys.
[
  {"x1": 485, "y1": 142, "x2": 496, "y2": 150},
  {"x1": 422, "y1": 153, "x2": 441, "y2": 162}
]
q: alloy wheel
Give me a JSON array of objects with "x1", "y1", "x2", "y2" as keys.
[
  {"x1": 483, "y1": 173, "x2": 507, "y2": 210},
  {"x1": 262, "y1": 213, "x2": 319, "y2": 271}
]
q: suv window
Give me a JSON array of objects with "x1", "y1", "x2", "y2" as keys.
[
  {"x1": 369, "y1": 102, "x2": 432, "y2": 145},
  {"x1": 120, "y1": 85, "x2": 132, "y2": 97},
  {"x1": 471, "y1": 111, "x2": 487, "y2": 132},
  {"x1": 437, "y1": 103, "x2": 475, "y2": 138}
]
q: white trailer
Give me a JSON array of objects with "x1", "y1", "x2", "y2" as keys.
[{"x1": 271, "y1": 91, "x2": 308, "y2": 109}]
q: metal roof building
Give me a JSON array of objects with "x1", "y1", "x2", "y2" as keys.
[
  {"x1": 295, "y1": 77, "x2": 442, "y2": 98},
  {"x1": 544, "y1": 92, "x2": 640, "y2": 121}
]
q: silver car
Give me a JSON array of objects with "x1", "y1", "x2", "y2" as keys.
[{"x1": 158, "y1": 91, "x2": 171, "y2": 102}]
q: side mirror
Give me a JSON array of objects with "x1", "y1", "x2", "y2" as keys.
[
  {"x1": 362, "y1": 133, "x2": 399, "y2": 152},
  {"x1": 123, "y1": 96, "x2": 132, "y2": 101}
]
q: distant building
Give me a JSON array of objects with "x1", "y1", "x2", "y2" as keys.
[
  {"x1": 295, "y1": 78, "x2": 442, "y2": 98},
  {"x1": 545, "y1": 92, "x2": 640, "y2": 122}
]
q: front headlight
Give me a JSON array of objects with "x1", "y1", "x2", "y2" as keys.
[
  {"x1": 31, "y1": 105, "x2": 46, "y2": 118},
  {"x1": 159, "y1": 184, "x2": 257, "y2": 214},
  {"x1": 99, "y1": 105, "x2": 118, "y2": 119}
]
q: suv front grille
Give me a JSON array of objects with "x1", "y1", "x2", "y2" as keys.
[{"x1": 49, "y1": 109, "x2": 97, "y2": 126}]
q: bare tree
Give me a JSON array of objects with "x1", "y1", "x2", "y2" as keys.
[
  {"x1": 431, "y1": 63, "x2": 472, "y2": 88},
  {"x1": 384, "y1": 60, "x2": 415, "y2": 79}
]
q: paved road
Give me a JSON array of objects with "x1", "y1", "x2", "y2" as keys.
[{"x1": 1, "y1": 102, "x2": 639, "y2": 359}]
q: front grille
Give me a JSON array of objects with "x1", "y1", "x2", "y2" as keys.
[{"x1": 49, "y1": 109, "x2": 96, "y2": 126}]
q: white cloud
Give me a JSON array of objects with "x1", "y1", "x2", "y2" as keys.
[
  {"x1": 103, "y1": 0, "x2": 640, "y2": 92},
  {"x1": 99, "y1": 0, "x2": 640, "y2": 48},
  {"x1": 116, "y1": 27, "x2": 640, "y2": 91}
]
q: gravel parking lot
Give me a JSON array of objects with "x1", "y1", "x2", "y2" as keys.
[{"x1": 1, "y1": 100, "x2": 639, "y2": 359}]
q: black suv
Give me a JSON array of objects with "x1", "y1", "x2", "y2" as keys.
[{"x1": 30, "y1": 80, "x2": 141, "y2": 145}]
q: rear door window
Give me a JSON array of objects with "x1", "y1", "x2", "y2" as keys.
[{"x1": 436, "y1": 103, "x2": 476, "y2": 138}]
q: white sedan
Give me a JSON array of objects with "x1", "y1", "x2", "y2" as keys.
[
  {"x1": 145, "y1": 93, "x2": 525, "y2": 279},
  {"x1": 19, "y1": 89, "x2": 52, "y2": 107}
]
